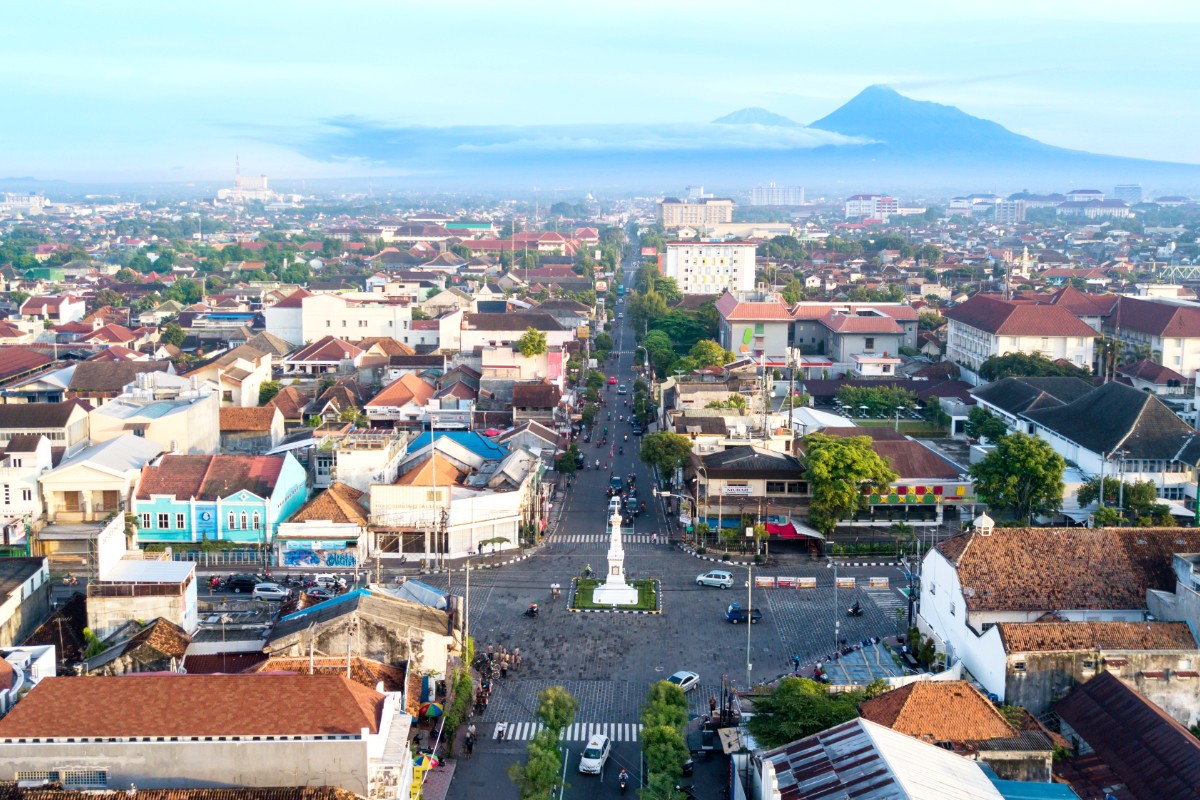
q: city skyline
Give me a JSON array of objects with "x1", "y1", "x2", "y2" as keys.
[{"x1": 6, "y1": 1, "x2": 1200, "y2": 184}]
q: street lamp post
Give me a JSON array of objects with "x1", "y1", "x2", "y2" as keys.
[
  {"x1": 894, "y1": 405, "x2": 905, "y2": 432},
  {"x1": 827, "y1": 561, "x2": 840, "y2": 652},
  {"x1": 746, "y1": 563, "x2": 753, "y2": 690}
]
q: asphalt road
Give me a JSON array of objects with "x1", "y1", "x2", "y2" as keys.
[{"x1": 437, "y1": 256, "x2": 910, "y2": 800}]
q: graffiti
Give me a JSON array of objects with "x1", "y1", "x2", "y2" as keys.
[{"x1": 282, "y1": 548, "x2": 357, "y2": 567}]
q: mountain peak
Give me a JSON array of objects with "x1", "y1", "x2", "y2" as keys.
[
  {"x1": 711, "y1": 107, "x2": 799, "y2": 127},
  {"x1": 808, "y1": 84, "x2": 1044, "y2": 154}
]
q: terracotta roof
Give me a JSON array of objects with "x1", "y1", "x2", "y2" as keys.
[
  {"x1": 68, "y1": 360, "x2": 170, "y2": 393},
  {"x1": 136, "y1": 455, "x2": 288, "y2": 500},
  {"x1": 715, "y1": 292, "x2": 792, "y2": 321},
  {"x1": 858, "y1": 681, "x2": 1015, "y2": 743},
  {"x1": 1110, "y1": 295, "x2": 1200, "y2": 337},
  {"x1": 512, "y1": 380, "x2": 562, "y2": 409},
  {"x1": 365, "y1": 373, "x2": 435, "y2": 409},
  {"x1": 0, "y1": 347, "x2": 53, "y2": 380},
  {"x1": 946, "y1": 294, "x2": 1098, "y2": 337},
  {"x1": 0, "y1": 787, "x2": 358, "y2": 800},
  {"x1": 998, "y1": 621, "x2": 1198, "y2": 653},
  {"x1": 819, "y1": 312, "x2": 905, "y2": 334},
  {"x1": 1118, "y1": 358, "x2": 1190, "y2": 386},
  {"x1": 220, "y1": 406, "x2": 280, "y2": 433},
  {"x1": 180, "y1": 652, "x2": 268, "y2": 674},
  {"x1": 1055, "y1": 671, "x2": 1200, "y2": 800},
  {"x1": 287, "y1": 336, "x2": 363, "y2": 364},
  {"x1": 269, "y1": 288, "x2": 313, "y2": 309},
  {"x1": 355, "y1": 336, "x2": 416, "y2": 357},
  {"x1": 870, "y1": 440, "x2": 962, "y2": 479},
  {"x1": 0, "y1": 675, "x2": 384, "y2": 738},
  {"x1": 0, "y1": 657, "x2": 13, "y2": 691},
  {"x1": 77, "y1": 323, "x2": 136, "y2": 344},
  {"x1": 289, "y1": 483, "x2": 367, "y2": 525},
  {"x1": 936, "y1": 527, "x2": 1200, "y2": 612},
  {"x1": 267, "y1": 386, "x2": 312, "y2": 420},
  {"x1": 245, "y1": 655, "x2": 405, "y2": 692},
  {"x1": 395, "y1": 453, "x2": 463, "y2": 486},
  {"x1": 1045, "y1": 286, "x2": 1116, "y2": 316}
]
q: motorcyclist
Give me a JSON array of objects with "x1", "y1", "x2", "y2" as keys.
[
  {"x1": 595, "y1": 459, "x2": 600, "y2": 469},
  {"x1": 618, "y1": 446, "x2": 624, "y2": 455}
]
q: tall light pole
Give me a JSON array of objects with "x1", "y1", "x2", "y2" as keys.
[
  {"x1": 745, "y1": 564, "x2": 753, "y2": 690},
  {"x1": 827, "y1": 560, "x2": 839, "y2": 651}
]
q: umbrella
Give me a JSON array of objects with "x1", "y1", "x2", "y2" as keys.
[
  {"x1": 414, "y1": 752, "x2": 439, "y2": 769},
  {"x1": 484, "y1": 428, "x2": 501, "y2": 436},
  {"x1": 420, "y1": 701, "x2": 444, "y2": 718}
]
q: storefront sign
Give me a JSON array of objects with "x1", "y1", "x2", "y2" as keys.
[{"x1": 722, "y1": 485, "x2": 753, "y2": 496}]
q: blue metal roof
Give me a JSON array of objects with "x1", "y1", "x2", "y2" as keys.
[
  {"x1": 409, "y1": 430, "x2": 508, "y2": 460},
  {"x1": 989, "y1": 778, "x2": 1080, "y2": 800}
]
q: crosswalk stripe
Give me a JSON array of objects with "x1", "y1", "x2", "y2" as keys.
[{"x1": 492, "y1": 722, "x2": 645, "y2": 743}]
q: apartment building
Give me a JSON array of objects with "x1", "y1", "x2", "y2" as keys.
[
  {"x1": 663, "y1": 241, "x2": 756, "y2": 295},
  {"x1": 945, "y1": 294, "x2": 1098, "y2": 377},
  {"x1": 1103, "y1": 295, "x2": 1200, "y2": 379},
  {"x1": 656, "y1": 197, "x2": 734, "y2": 230}
]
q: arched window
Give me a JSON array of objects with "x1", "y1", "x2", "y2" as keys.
[
  {"x1": 239, "y1": 512, "x2": 248, "y2": 530},
  {"x1": 252, "y1": 512, "x2": 261, "y2": 530},
  {"x1": 227, "y1": 512, "x2": 235, "y2": 530}
]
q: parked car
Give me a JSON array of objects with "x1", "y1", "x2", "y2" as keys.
[
  {"x1": 306, "y1": 587, "x2": 334, "y2": 602},
  {"x1": 224, "y1": 574, "x2": 261, "y2": 593},
  {"x1": 667, "y1": 670, "x2": 700, "y2": 692},
  {"x1": 253, "y1": 583, "x2": 290, "y2": 601},
  {"x1": 696, "y1": 570, "x2": 733, "y2": 589},
  {"x1": 578, "y1": 733, "x2": 612, "y2": 774}
]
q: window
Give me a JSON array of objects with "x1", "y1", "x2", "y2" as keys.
[
  {"x1": 176, "y1": 513, "x2": 186, "y2": 529},
  {"x1": 63, "y1": 770, "x2": 108, "y2": 790},
  {"x1": 228, "y1": 512, "x2": 236, "y2": 530},
  {"x1": 21, "y1": 488, "x2": 31, "y2": 502},
  {"x1": 252, "y1": 512, "x2": 261, "y2": 530},
  {"x1": 949, "y1": 601, "x2": 955, "y2": 616},
  {"x1": 326, "y1": 320, "x2": 331, "y2": 327},
  {"x1": 2, "y1": 485, "x2": 8, "y2": 505},
  {"x1": 865, "y1": 337, "x2": 875, "y2": 351},
  {"x1": 10, "y1": 457, "x2": 21, "y2": 468},
  {"x1": 1013, "y1": 661, "x2": 1027, "y2": 672},
  {"x1": 141, "y1": 513, "x2": 151, "y2": 530},
  {"x1": 158, "y1": 513, "x2": 170, "y2": 529},
  {"x1": 766, "y1": 481, "x2": 786, "y2": 493},
  {"x1": 240, "y1": 512, "x2": 248, "y2": 530},
  {"x1": 222, "y1": 391, "x2": 233, "y2": 403}
]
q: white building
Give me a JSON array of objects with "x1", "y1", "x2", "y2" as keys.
[
  {"x1": 88, "y1": 372, "x2": 220, "y2": 455},
  {"x1": 0, "y1": 435, "x2": 52, "y2": 544},
  {"x1": 266, "y1": 291, "x2": 418, "y2": 348},
  {"x1": 843, "y1": 194, "x2": 898, "y2": 219},
  {"x1": 944, "y1": 294, "x2": 1097, "y2": 379},
  {"x1": 662, "y1": 241, "x2": 756, "y2": 295}
]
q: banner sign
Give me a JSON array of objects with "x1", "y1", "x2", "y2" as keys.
[
  {"x1": 755, "y1": 576, "x2": 776, "y2": 588},
  {"x1": 797, "y1": 577, "x2": 817, "y2": 588},
  {"x1": 836, "y1": 577, "x2": 857, "y2": 589},
  {"x1": 869, "y1": 577, "x2": 890, "y2": 589}
]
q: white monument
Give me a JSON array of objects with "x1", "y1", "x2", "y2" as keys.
[{"x1": 592, "y1": 497, "x2": 639, "y2": 606}]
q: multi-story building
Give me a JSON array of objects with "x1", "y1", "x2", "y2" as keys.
[
  {"x1": 994, "y1": 199, "x2": 1026, "y2": 224},
  {"x1": 944, "y1": 294, "x2": 1098, "y2": 378},
  {"x1": 843, "y1": 194, "x2": 898, "y2": 219},
  {"x1": 749, "y1": 184, "x2": 804, "y2": 206},
  {"x1": 662, "y1": 241, "x2": 756, "y2": 295},
  {"x1": 1103, "y1": 295, "x2": 1200, "y2": 379},
  {"x1": 656, "y1": 197, "x2": 734, "y2": 230},
  {"x1": 1113, "y1": 184, "x2": 1143, "y2": 204},
  {"x1": 266, "y1": 291, "x2": 417, "y2": 348},
  {"x1": 88, "y1": 371, "x2": 220, "y2": 455},
  {"x1": 715, "y1": 291, "x2": 793, "y2": 360}
]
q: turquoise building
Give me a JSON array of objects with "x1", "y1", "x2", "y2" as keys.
[{"x1": 133, "y1": 453, "x2": 309, "y2": 546}]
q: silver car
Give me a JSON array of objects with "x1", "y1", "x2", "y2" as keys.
[
  {"x1": 696, "y1": 570, "x2": 733, "y2": 589},
  {"x1": 252, "y1": 582, "x2": 290, "y2": 601}
]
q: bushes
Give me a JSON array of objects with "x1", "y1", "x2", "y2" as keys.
[
  {"x1": 442, "y1": 638, "x2": 475, "y2": 752},
  {"x1": 641, "y1": 681, "x2": 689, "y2": 796},
  {"x1": 508, "y1": 686, "x2": 578, "y2": 799}
]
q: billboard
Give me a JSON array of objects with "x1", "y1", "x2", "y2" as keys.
[{"x1": 641, "y1": 247, "x2": 656, "y2": 256}]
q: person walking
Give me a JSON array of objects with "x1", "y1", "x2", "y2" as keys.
[
  {"x1": 464, "y1": 734, "x2": 474, "y2": 758},
  {"x1": 513, "y1": 647, "x2": 521, "y2": 671}
]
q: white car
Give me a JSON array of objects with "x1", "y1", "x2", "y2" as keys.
[
  {"x1": 252, "y1": 582, "x2": 290, "y2": 601},
  {"x1": 696, "y1": 570, "x2": 733, "y2": 589},
  {"x1": 578, "y1": 733, "x2": 611, "y2": 774},
  {"x1": 313, "y1": 573, "x2": 347, "y2": 590},
  {"x1": 667, "y1": 670, "x2": 700, "y2": 692}
]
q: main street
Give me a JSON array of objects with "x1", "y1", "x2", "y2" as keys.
[{"x1": 437, "y1": 254, "x2": 912, "y2": 799}]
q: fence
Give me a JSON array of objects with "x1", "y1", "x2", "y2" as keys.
[{"x1": 172, "y1": 549, "x2": 272, "y2": 567}]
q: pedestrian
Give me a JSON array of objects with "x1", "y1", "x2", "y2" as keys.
[
  {"x1": 709, "y1": 696, "x2": 717, "y2": 715},
  {"x1": 513, "y1": 647, "x2": 521, "y2": 671},
  {"x1": 464, "y1": 734, "x2": 474, "y2": 758},
  {"x1": 500, "y1": 660, "x2": 508, "y2": 679},
  {"x1": 487, "y1": 644, "x2": 494, "y2": 659},
  {"x1": 467, "y1": 722, "x2": 476, "y2": 740}
]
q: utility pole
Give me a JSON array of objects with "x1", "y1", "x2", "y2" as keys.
[{"x1": 746, "y1": 564, "x2": 753, "y2": 690}]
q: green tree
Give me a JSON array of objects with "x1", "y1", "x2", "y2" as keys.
[
  {"x1": 705, "y1": 395, "x2": 747, "y2": 410},
  {"x1": 688, "y1": 339, "x2": 734, "y2": 368},
  {"x1": 93, "y1": 288, "x2": 125, "y2": 308},
  {"x1": 918, "y1": 310, "x2": 946, "y2": 330},
  {"x1": 8, "y1": 290, "x2": 30, "y2": 310},
  {"x1": 965, "y1": 406, "x2": 1009, "y2": 443},
  {"x1": 165, "y1": 277, "x2": 204, "y2": 305},
  {"x1": 410, "y1": 307, "x2": 430, "y2": 321},
  {"x1": 641, "y1": 724, "x2": 690, "y2": 780},
  {"x1": 922, "y1": 396, "x2": 949, "y2": 427},
  {"x1": 979, "y1": 352, "x2": 1091, "y2": 381},
  {"x1": 641, "y1": 329, "x2": 676, "y2": 377},
  {"x1": 802, "y1": 434, "x2": 898, "y2": 536},
  {"x1": 746, "y1": 677, "x2": 868, "y2": 749},
  {"x1": 594, "y1": 332, "x2": 615, "y2": 353},
  {"x1": 969, "y1": 432, "x2": 1065, "y2": 522},
  {"x1": 642, "y1": 681, "x2": 688, "y2": 731},
  {"x1": 114, "y1": 268, "x2": 138, "y2": 282},
  {"x1": 515, "y1": 326, "x2": 548, "y2": 357},
  {"x1": 536, "y1": 685, "x2": 579, "y2": 738},
  {"x1": 639, "y1": 431, "x2": 694, "y2": 475},
  {"x1": 554, "y1": 444, "x2": 581, "y2": 476},
  {"x1": 508, "y1": 728, "x2": 565, "y2": 800},
  {"x1": 161, "y1": 322, "x2": 186, "y2": 347},
  {"x1": 835, "y1": 385, "x2": 917, "y2": 417},
  {"x1": 258, "y1": 380, "x2": 282, "y2": 405},
  {"x1": 652, "y1": 275, "x2": 683, "y2": 303},
  {"x1": 586, "y1": 371, "x2": 606, "y2": 392},
  {"x1": 629, "y1": 287, "x2": 669, "y2": 334}
]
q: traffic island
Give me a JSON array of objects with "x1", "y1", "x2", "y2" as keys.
[{"x1": 568, "y1": 577, "x2": 661, "y2": 614}]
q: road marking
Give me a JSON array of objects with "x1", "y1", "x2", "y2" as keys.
[{"x1": 496, "y1": 722, "x2": 643, "y2": 742}]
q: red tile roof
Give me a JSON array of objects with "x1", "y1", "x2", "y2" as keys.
[
  {"x1": 946, "y1": 294, "x2": 1099, "y2": 337},
  {"x1": 998, "y1": 621, "x2": 1198, "y2": 652},
  {"x1": 365, "y1": 373, "x2": 435, "y2": 409},
  {"x1": 287, "y1": 336, "x2": 363, "y2": 363},
  {"x1": 0, "y1": 674, "x2": 384, "y2": 737},
  {"x1": 136, "y1": 455, "x2": 288, "y2": 500},
  {"x1": 270, "y1": 288, "x2": 313, "y2": 309},
  {"x1": 819, "y1": 312, "x2": 904, "y2": 334},
  {"x1": 858, "y1": 681, "x2": 1015, "y2": 742},
  {"x1": 220, "y1": 406, "x2": 281, "y2": 432},
  {"x1": 1110, "y1": 295, "x2": 1200, "y2": 338},
  {"x1": 289, "y1": 482, "x2": 367, "y2": 525},
  {"x1": 1118, "y1": 358, "x2": 1190, "y2": 386}
]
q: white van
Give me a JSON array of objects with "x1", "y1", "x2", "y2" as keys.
[{"x1": 313, "y1": 574, "x2": 348, "y2": 590}]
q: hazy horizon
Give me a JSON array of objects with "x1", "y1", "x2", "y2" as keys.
[{"x1": 7, "y1": 1, "x2": 1200, "y2": 188}]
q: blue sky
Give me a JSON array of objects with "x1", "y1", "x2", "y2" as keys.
[{"x1": 6, "y1": 1, "x2": 1200, "y2": 183}]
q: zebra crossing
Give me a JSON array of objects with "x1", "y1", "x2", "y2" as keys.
[
  {"x1": 553, "y1": 533, "x2": 661, "y2": 545},
  {"x1": 493, "y1": 721, "x2": 643, "y2": 742},
  {"x1": 864, "y1": 587, "x2": 907, "y2": 615}
]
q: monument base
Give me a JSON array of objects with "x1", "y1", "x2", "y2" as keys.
[{"x1": 592, "y1": 582, "x2": 640, "y2": 606}]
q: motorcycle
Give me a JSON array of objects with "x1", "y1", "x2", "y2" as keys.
[
  {"x1": 524, "y1": 604, "x2": 540, "y2": 618},
  {"x1": 618, "y1": 771, "x2": 629, "y2": 793},
  {"x1": 847, "y1": 602, "x2": 864, "y2": 617},
  {"x1": 618, "y1": 446, "x2": 624, "y2": 455}
]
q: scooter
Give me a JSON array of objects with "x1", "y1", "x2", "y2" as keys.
[
  {"x1": 524, "y1": 604, "x2": 540, "y2": 618},
  {"x1": 618, "y1": 771, "x2": 629, "y2": 793},
  {"x1": 847, "y1": 602, "x2": 864, "y2": 617}
]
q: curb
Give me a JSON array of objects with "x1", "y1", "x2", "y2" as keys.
[
  {"x1": 677, "y1": 543, "x2": 757, "y2": 567},
  {"x1": 421, "y1": 548, "x2": 541, "y2": 575}
]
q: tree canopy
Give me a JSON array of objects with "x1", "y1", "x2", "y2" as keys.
[
  {"x1": 965, "y1": 406, "x2": 1009, "y2": 443},
  {"x1": 979, "y1": 352, "x2": 1091, "y2": 381},
  {"x1": 969, "y1": 432, "x2": 1065, "y2": 522},
  {"x1": 746, "y1": 677, "x2": 884, "y2": 749},
  {"x1": 834, "y1": 385, "x2": 917, "y2": 417},
  {"x1": 639, "y1": 431, "x2": 694, "y2": 476},
  {"x1": 1077, "y1": 476, "x2": 1173, "y2": 527},
  {"x1": 515, "y1": 326, "x2": 547, "y2": 357},
  {"x1": 802, "y1": 434, "x2": 898, "y2": 536}
]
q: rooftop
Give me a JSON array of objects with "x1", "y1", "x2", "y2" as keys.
[
  {"x1": 997, "y1": 621, "x2": 1198, "y2": 653},
  {"x1": 858, "y1": 680, "x2": 1016, "y2": 743}
]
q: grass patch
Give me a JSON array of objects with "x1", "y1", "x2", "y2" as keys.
[
  {"x1": 571, "y1": 578, "x2": 658, "y2": 611},
  {"x1": 856, "y1": 419, "x2": 947, "y2": 438}
]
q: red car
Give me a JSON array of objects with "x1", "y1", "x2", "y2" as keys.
[{"x1": 607, "y1": 376, "x2": 617, "y2": 385}]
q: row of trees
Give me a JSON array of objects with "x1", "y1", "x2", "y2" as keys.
[
  {"x1": 834, "y1": 385, "x2": 917, "y2": 417},
  {"x1": 640, "y1": 681, "x2": 691, "y2": 799},
  {"x1": 507, "y1": 686, "x2": 579, "y2": 799}
]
